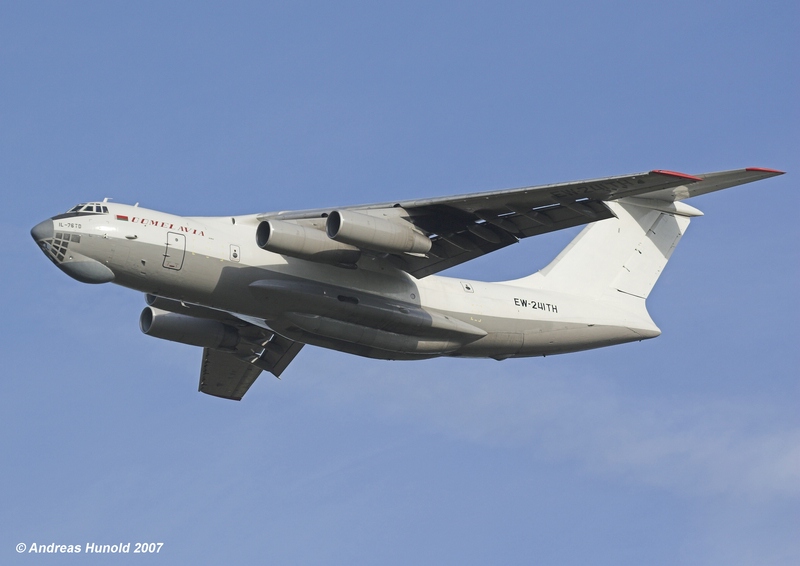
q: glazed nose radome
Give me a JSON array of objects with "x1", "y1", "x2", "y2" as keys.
[{"x1": 30, "y1": 217, "x2": 115, "y2": 284}]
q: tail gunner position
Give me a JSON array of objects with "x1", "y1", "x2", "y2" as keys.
[{"x1": 31, "y1": 167, "x2": 783, "y2": 400}]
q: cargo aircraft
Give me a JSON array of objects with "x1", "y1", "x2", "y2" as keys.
[{"x1": 31, "y1": 167, "x2": 783, "y2": 400}]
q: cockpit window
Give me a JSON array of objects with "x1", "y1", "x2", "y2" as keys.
[{"x1": 62, "y1": 202, "x2": 109, "y2": 216}]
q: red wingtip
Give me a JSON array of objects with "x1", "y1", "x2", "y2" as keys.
[
  {"x1": 651, "y1": 170, "x2": 704, "y2": 182},
  {"x1": 745, "y1": 167, "x2": 785, "y2": 174}
]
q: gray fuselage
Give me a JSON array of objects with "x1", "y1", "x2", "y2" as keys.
[{"x1": 31, "y1": 202, "x2": 659, "y2": 362}]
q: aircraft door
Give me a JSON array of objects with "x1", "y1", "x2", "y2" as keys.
[{"x1": 162, "y1": 232, "x2": 186, "y2": 270}]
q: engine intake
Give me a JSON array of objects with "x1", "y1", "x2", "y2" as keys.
[
  {"x1": 139, "y1": 307, "x2": 239, "y2": 350},
  {"x1": 256, "y1": 220, "x2": 361, "y2": 266},
  {"x1": 326, "y1": 210, "x2": 431, "y2": 254}
]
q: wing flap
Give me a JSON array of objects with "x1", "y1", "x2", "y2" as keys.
[
  {"x1": 250, "y1": 335, "x2": 304, "y2": 377},
  {"x1": 397, "y1": 201, "x2": 616, "y2": 277}
]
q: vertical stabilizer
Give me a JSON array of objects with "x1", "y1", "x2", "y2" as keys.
[{"x1": 513, "y1": 199, "x2": 699, "y2": 301}]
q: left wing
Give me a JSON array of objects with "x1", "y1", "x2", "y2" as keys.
[
  {"x1": 199, "y1": 333, "x2": 303, "y2": 401},
  {"x1": 261, "y1": 169, "x2": 771, "y2": 277},
  {"x1": 199, "y1": 349, "x2": 262, "y2": 401},
  {"x1": 146, "y1": 295, "x2": 303, "y2": 401}
]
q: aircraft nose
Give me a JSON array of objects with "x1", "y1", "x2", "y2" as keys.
[{"x1": 31, "y1": 219, "x2": 54, "y2": 242}]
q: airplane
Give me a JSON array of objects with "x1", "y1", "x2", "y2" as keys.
[{"x1": 31, "y1": 167, "x2": 783, "y2": 400}]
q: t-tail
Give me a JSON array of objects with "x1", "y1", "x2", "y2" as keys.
[{"x1": 509, "y1": 167, "x2": 784, "y2": 331}]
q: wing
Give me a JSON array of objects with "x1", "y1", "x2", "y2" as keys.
[
  {"x1": 146, "y1": 295, "x2": 303, "y2": 400},
  {"x1": 199, "y1": 333, "x2": 303, "y2": 401},
  {"x1": 258, "y1": 168, "x2": 783, "y2": 278},
  {"x1": 199, "y1": 349, "x2": 262, "y2": 400}
]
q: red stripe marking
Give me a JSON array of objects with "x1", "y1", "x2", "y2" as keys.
[
  {"x1": 745, "y1": 167, "x2": 785, "y2": 174},
  {"x1": 116, "y1": 215, "x2": 129, "y2": 221},
  {"x1": 651, "y1": 170, "x2": 704, "y2": 182}
]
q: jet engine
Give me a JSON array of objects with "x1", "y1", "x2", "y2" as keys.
[
  {"x1": 326, "y1": 210, "x2": 431, "y2": 254},
  {"x1": 256, "y1": 219, "x2": 361, "y2": 266},
  {"x1": 139, "y1": 307, "x2": 239, "y2": 350}
]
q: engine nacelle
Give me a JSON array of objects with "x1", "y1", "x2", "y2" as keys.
[
  {"x1": 139, "y1": 307, "x2": 239, "y2": 350},
  {"x1": 326, "y1": 210, "x2": 432, "y2": 254},
  {"x1": 256, "y1": 219, "x2": 361, "y2": 266}
]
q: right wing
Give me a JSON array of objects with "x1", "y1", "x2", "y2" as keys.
[
  {"x1": 258, "y1": 168, "x2": 783, "y2": 278},
  {"x1": 636, "y1": 167, "x2": 784, "y2": 201}
]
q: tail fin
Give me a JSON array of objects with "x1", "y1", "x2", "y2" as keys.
[{"x1": 514, "y1": 199, "x2": 702, "y2": 301}]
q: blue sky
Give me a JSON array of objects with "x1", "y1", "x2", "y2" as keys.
[{"x1": 2, "y1": 1, "x2": 798, "y2": 564}]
